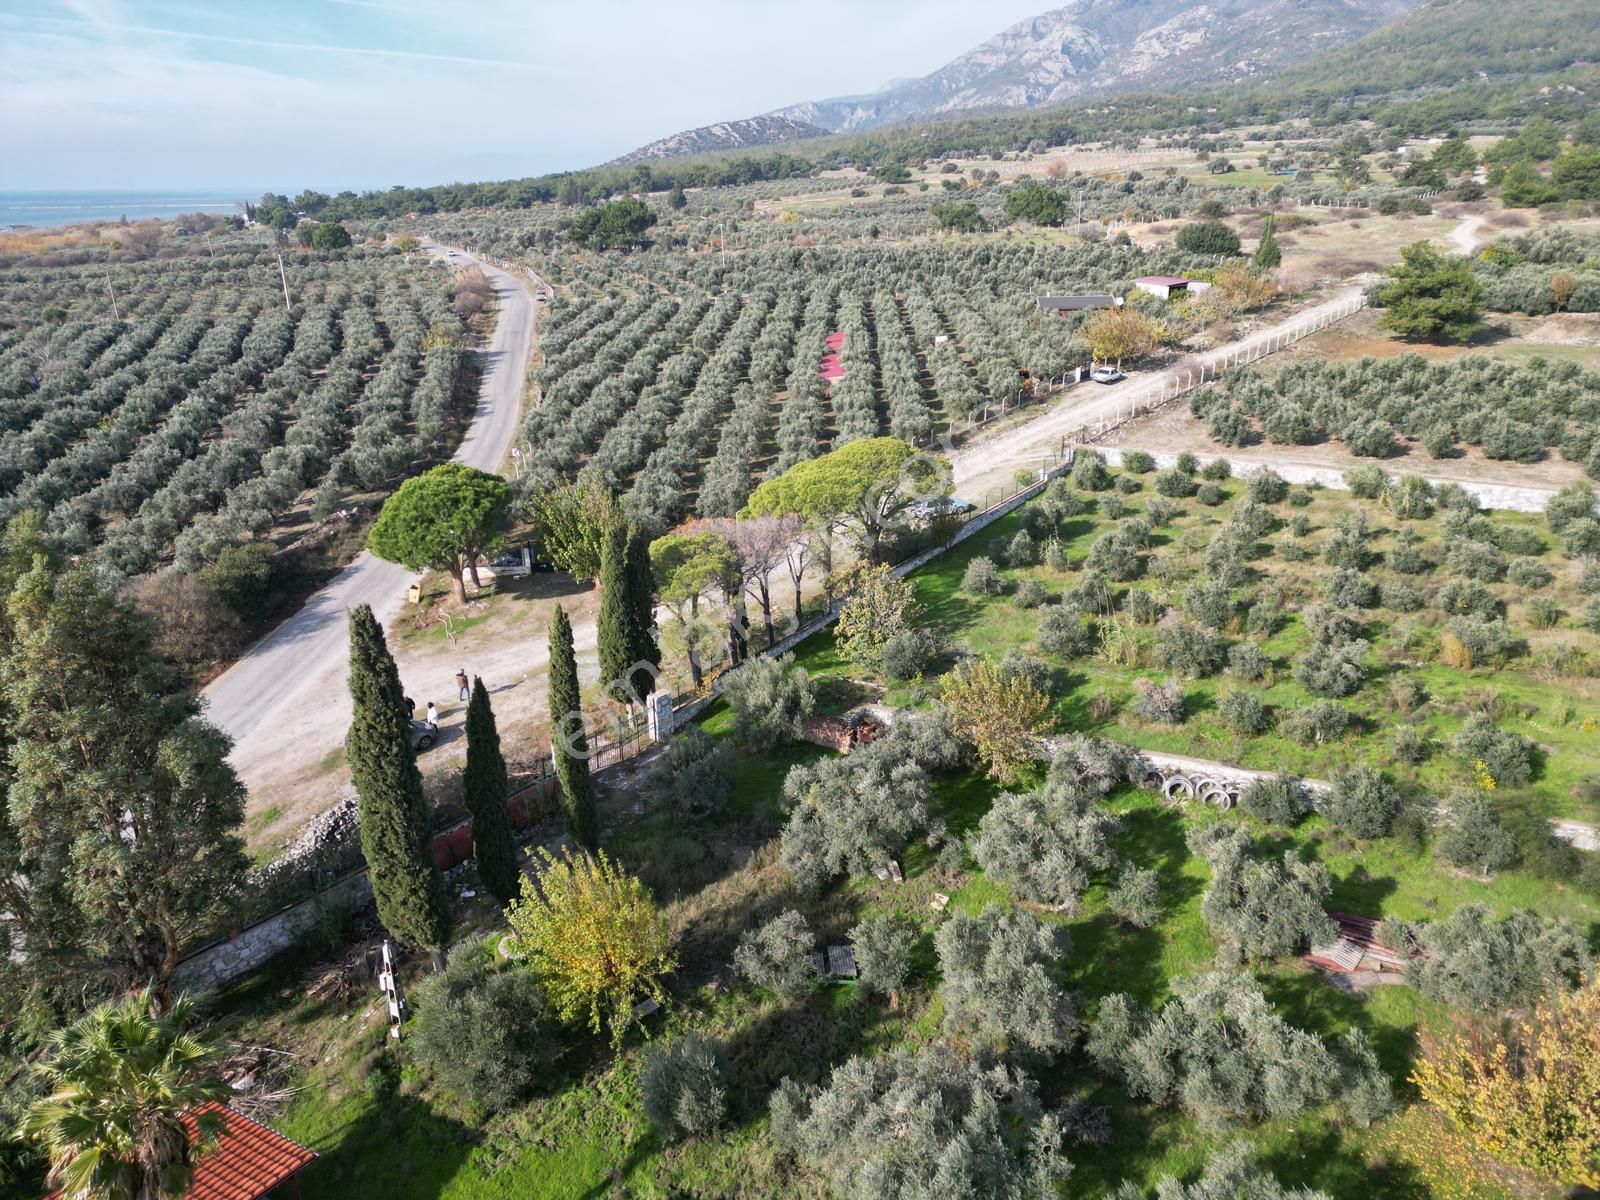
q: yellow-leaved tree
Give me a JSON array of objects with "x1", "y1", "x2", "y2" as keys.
[
  {"x1": 939, "y1": 658, "x2": 1052, "y2": 783},
  {"x1": 1412, "y1": 975, "x2": 1600, "y2": 1188},
  {"x1": 1084, "y1": 305, "x2": 1162, "y2": 368},
  {"x1": 505, "y1": 847, "x2": 677, "y2": 1046}
]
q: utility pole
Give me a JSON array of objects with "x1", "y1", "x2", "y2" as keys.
[
  {"x1": 102, "y1": 267, "x2": 121, "y2": 321},
  {"x1": 275, "y1": 249, "x2": 292, "y2": 313}
]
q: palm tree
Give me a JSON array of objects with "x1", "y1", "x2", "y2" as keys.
[{"x1": 18, "y1": 988, "x2": 229, "y2": 1200}]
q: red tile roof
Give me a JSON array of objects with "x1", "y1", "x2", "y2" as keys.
[
  {"x1": 45, "y1": 1103, "x2": 315, "y2": 1200},
  {"x1": 1135, "y1": 275, "x2": 1190, "y2": 286}
]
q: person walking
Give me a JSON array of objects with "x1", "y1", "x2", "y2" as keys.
[
  {"x1": 425, "y1": 700, "x2": 439, "y2": 729},
  {"x1": 455, "y1": 668, "x2": 470, "y2": 702}
]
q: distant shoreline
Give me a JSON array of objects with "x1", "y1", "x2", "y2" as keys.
[{"x1": 0, "y1": 190, "x2": 257, "y2": 232}]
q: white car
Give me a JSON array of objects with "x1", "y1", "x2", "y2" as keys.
[
  {"x1": 1090, "y1": 366, "x2": 1125, "y2": 385},
  {"x1": 909, "y1": 497, "x2": 977, "y2": 522}
]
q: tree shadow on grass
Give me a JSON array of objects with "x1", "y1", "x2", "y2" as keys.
[
  {"x1": 1261, "y1": 1126, "x2": 1428, "y2": 1200},
  {"x1": 299, "y1": 1078, "x2": 477, "y2": 1200},
  {"x1": 1256, "y1": 968, "x2": 1419, "y2": 1090}
]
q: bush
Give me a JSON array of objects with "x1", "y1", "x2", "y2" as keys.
[
  {"x1": 1227, "y1": 641, "x2": 1271, "y2": 681},
  {"x1": 1281, "y1": 700, "x2": 1350, "y2": 746},
  {"x1": 1240, "y1": 774, "x2": 1306, "y2": 826},
  {"x1": 1385, "y1": 905, "x2": 1585, "y2": 1010},
  {"x1": 733, "y1": 910, "x2": 815, "y2": 995},
  {"x1": 1073, "y1": 451, "x2": 1112, "y2": 491},
  {"x1": 880, "y1": 628, "x2": 936, "y2": 681},
  {"x1": 1121, "y1": 450, "x2": 1155, "y2": 473},
  {"x1": 1435, "y1": 790, "x2": 1517, "y2": 876},
  {"x1": 720, "y1": 653, "x2": 816, "y2": 747},
  {"x1": 1188, "y1": 825, "x2": 1335, "y2": 961},
  {"x1": 961, "y1": 556, "x2": 1006, "y2": 595},
  {"x1": 410, "y1": 944, "x2": 554, "y2": 1111},
  {"x1": 934, "y1": 904, "x2": 1075, "y2": 1051},
  {"x1": 641, "y1": 1033, "x2": 727, "y2": 1141},
  {"x1": 1038, "y1": 603, "x2": 1094, "y2": 658},
  {"x1": 1145, "y1": 496, "x2": 1181, "y2": 526},
  {"x1": 998, "y1": 648, "x2": 1054, "y2": 696},
  {"x1": 1132, "y1": 677, "x2": 1185, "y2": 723},
  {"x1": 1155, "y1": 468, "x2": 1199, "y2": 498},
  {"x1": 1438, "y1": 579, "x2": 1500, "y2": 619},
  {"x1": 1107, "y1": 866, "x2": 1161, "y2": 928},
  {"x1": 1154, "y1": 617, "x2": 1226, "y2": 679},
  {"x1": 1200, "y1": 457, "x2": 1232, "y2": 482},
  {"x1": 1177, "y1": 219, "x2": 1243, "y2": 256},
  {"x1": 1124, "y1": 589, "x2": 1162, "y2": 625},
  {"x1": 648, "y1": 725, "x2": 736, "y2": 815},
  {"x1": 1447, "y1": 539, "x2": 1510, "y2": 582},
  {"x1": 1043, "y1": 537, "x2": 1070, "y2": 571},
  {"x1": 1387, "y1": 543, "x2": 1432, "y2": 574},
  {"x1": 1380, "y1": 581, "x2": 1423, "y2": 612},
  {"x1": 1293, "y1": 638, "x2": 1368, "y2": 698},
  {"x1": 1013, "y1": 579, "x2": 1049, "y2": 610},
  {"x1": 1452, "y1": 714, "x2": 1534, "y2": 787},
  {"x1": 1392, "y1": 724, "x2": 1429, "y2": 765},
  {"x1": 1345, "y1": 464, "x2": 1390, "y2": 498},
  {"x1": 1326, "y1": 767, "x2": 1401, "y2": 837},
  {"x1": 849, "y1": 915, "x2": 914, "y2": 1000},
  {"x1": 1443, "y1": 616, "x2": 1519, "y2": 666},
  {"x1": 1196, "y1": 482, "x2": 1225, "y2": 506},
  {"x1": 1003, "y1": 529, "x2": 1038, "y2": 567},
  {"x1": 1525, "y1": 596, "x2": 1563, "y2": 629},
  {"x1": 1325, "y1": 569, "x2": 1378, "y2": 608},
  {"x1": 1219, "y1": 690, "x2": 1269, "y2": 735},
  {"x1": 1507, "y1": 557, "x2": 1553, "y2": 589}
]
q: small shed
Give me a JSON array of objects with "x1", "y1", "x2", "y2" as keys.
[
  {"x1": 1133, "y1": 275, "x2": 1193, "y2": 300},
  {"x1": 1036, "y1": 294, "x2": 1121, "y2": 316},
  {"x1": 45, "y1": 1103, "x2": 317, "y2": 1200}
]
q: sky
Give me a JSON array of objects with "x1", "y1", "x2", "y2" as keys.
[{"x1": 1, "y1": 0, "x2": 1051, "y2": 195}]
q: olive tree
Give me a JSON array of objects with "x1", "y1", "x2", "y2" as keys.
[
  {"x1": 934, "y1": 905, "x2": 1076, "y2": 1053},
  {"x1": 1188, "y1": 825, "x2": 1335, "y2": 962}
]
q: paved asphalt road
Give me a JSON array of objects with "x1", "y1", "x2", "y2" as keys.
[{"x1": 202, "y1": 245, "x2": 538, "y2": 780}]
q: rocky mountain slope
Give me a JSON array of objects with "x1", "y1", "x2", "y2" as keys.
[
  {"x1": 616, "y1": 0, "x2": 1423, "y2": 161},
  {"x1": 611, "y1": 114, "x2": 825, "y2": 164}
]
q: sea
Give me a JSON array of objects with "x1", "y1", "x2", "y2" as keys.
[{"x1": 0, "y1": 190, "x2": 258, "y2": 231}]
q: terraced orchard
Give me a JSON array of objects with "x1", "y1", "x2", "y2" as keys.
[
  {"x1": 520, "y1": 240, "x2": 1199, "y2": 530},
  {"x1": 0, "y1": 246, "x2": 466, "y2": 577}
]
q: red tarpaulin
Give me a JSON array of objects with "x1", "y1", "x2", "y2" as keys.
[{"x1": 819, "y1": 331, "x2": 846, "y2": 381}]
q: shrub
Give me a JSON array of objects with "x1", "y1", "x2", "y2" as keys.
[
  {"x1": 880, "y1": 629, "x2": 936, "y2": 681},
  {"x1": 1126, "y1": 1144, "x2": 1338, "y2": 1200},
  {"x1": 1013, "y1": 579, "x2": 1049, "y2": 609},
  {"x1": 1088, "y1": 972, "x2": 1390, "y2": 1128},
  {"x1": 1507, "y1": 557, "x2": 1553, "y2": 589},
  {"x1": 1345, "y1": 464, "x2": 1389, "y2": 498},
  {"x1": 1545, "y1": 482, "x2": 1597, "y2": 533},
  {"x1": 1155, "y1": 468, "x2": 1199, "y2": 498},
  {"x1": 1073, "y1": 451, "x2": 1112, "y2": 491},
  {"x1": 1100, "y1": 494, "x2": 1126, "y2": 521},
  {"x1": 1004, "y1": 530, "x2": 1038, "y2": 567},
  {"x1": 1121, "y1": 450, "x2": 1155, "y2": 473},
  {"x1": 1115, "y1": 472, "x2": 1143, "y2": 495},
  {"x1": 410, "y1": 944, "x2": 554, "y2": 1111},
  {"x1": 1219, "y1": 690, "x2": 1269, "y2": 735},
  {"x1": 1177, "y1": 219, "x2": 1242, "y2": 256},
  {"x1": 1145, "y1": 496, "x2": 1181, "y2": 526},
  {"x1": 1227, "y1": 642, "x2": 1271, "y2": 681},
  {"x1": 935, "y1": 904, "x2": 1076, "y2": 1051},
  {"x1": 1200, "y1": 457, "x2": 1232, "y2": 481},
  {"x1": 1385, "y1": 905, "x2": 1585, "y2": 1010},
  {"x1": 998, "y1": 648, "x2": 1053, "y2": 695},
  {"x1": 1123, "y1": 589, "x2": 1162, "y2": 625},
  {"x1": 1183, "y1": 579, "x2": 1235, "y2": 631},
  {"x1": 849, "y1": 915, "x2": 915, "y2": 1001},
  {"x1": 1154, "y1": 617, "x2": 1226, "y2": 678},
  {"x1": 961, "y1": 555, "x2": 1006, "y2": 595},
  {"x1": 721, "y1": 653, "x2": 815, "y2": 746},
  {"x1": 649, "y1": 726, "x2": 735, "y2": 815},
  {"x1": 1451, "y1": 714, "x2": 1534, "y2": 787},
  {"x1": 1107, "y1": 866, "x2": 1161, "y2": 928},
  {"x1": 1325, "y1": 569, "x2": 1378, "y2": 608},
  {"x1": 1043, "y1": 537, "x2": 1070, "y2": 571},
  {"x1": 1380, "y1": 582, "x2": 1423, "y2": 612},
  {"x1": 1247, "y1": 469, "x2": 1289, "y2": 504},
  {"x1": 1387, "y1": 474, "x2": 1435, "y2": 520},
  {"x1": 1447, "y1": 539, "x2": 1509, "y2": 582},
  {"x1": 1345, "y1": 419, "x2": 1396, "y2": 458},
  {"x1": 1240, "y1": 773, "x2": 1306, "y2": 826},
  {"x1": 733, "y1": 910, "x2": 815, "y2": 995},
  {"x1": 1196, "y1": 482, "x2": 1225, "y2": 506},
  {"x1": 1435, "y1": 790, "x2": 1517, "y2": 876},
  {"x1": 1326, "y1": 767, "x2": 1401, "y2": 837},
  {"x1": 1525, "y1": 596, "x2": 1562, "y2": 629},
  {"x1": 1293, "y1": 638, "x2": 1368, "y2": 697},
  {"x1": 769, "y1": 1044, "x2": 1068, "y2": 1197},
  {"x1": 1387, "y1": 543, "x2": 1432, "y2": 574},
  {"x1": 1039, "y1": 603, "x2": 1095, "y2": 658},
  {"x1": 1188, "y1": 825, "x2": 1335, "y2": 961},
  {"x1": 1443, "y1": 617, "x2": 1520, "y2": 667},
  {"x1": 1392, "y1": 724, "x2": 1429, "y2": 765},
  {"x1": 780, "y1": 740, "x2": 933, "y2": 890},
  {"x1": 1281, "y1": 700, "x2": 1351, "y2": 747},
  {"x1": 1438, "y1": 580, "x2": 1500, "y2": 619},
  {"x1": 1132, "y1": 677, "x2": 1185, "y2": 723},
  {"x1": 1423, "y1": 422, "x2": 1457, "y2": 458},
  {"x1": 1176, "y1": 453, "x2": 1200, "y2": 475},
  {"x1": 835, "y1": 565, "x2": 922, "y2": 674},
  {"x1": 642, "y1": 1033, "x2": 727, "y2": 1141}
]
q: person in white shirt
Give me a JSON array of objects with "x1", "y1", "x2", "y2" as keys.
[{"x1": 425, "y1": 701, "x2": 438, "y2": 728}]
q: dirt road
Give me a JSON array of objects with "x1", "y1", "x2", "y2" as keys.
[
  {"x1": 951, "y1": 286, "x2": 1368, "y2": 496},
  {"x1": 1448, "y1": 213, "x2": 1487, "y2": 256},
  {"x1": 204, "y1": 245, "x2": 540, "y2": 813}
]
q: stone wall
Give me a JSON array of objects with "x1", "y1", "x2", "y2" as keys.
[{"x1": 175, "y1": 871, "x2": 373, "y2": 989}]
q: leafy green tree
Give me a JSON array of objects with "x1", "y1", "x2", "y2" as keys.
[
  {"x1": 3, "y1": 562, "x2": 248, "y2": 1007},
  {"x1": 1088, "y1": 972, "x2": 1391, "y2": 1127},
  {"x1": 597, "y1": 522, "x2": 641, "y2": 705},
  {"x1": 1252, "y1": 216, "x2": 1281, "y2": 270},
  {"x1": 1382, "y1": 905, "x2": 1585, "y2": 1010},
  {"x1": 742, "y1": 436, "x2": 949, "y2": 564},
  {"x1": 18, "y1": 989, "x2": 229, "y2": 1200},
  {"x1": 567, "y1": 197, "x2": 658, "y2": 249},
  {"x1": 940, "y1": 657, "x2": 1052, "y2": 782},
  {"x1": 1002, "y1": 181, "x2": 1067, "y2": 226},
  {"x1": 529, "y1": 475, "x2": 622, "y2": 583},
  {"x1": 309, "y1": 221, "x2": 352, "y2": 250},
  {"x1": 547, "y1": 603, "x2": 598, "y2": 851},
  {"x1": 1435, "y1": 789, "x2": 1516, "y2": 877},
  {"x1": 623, "y1": 525, "x2": 661, "y2": 688},
  {"x1": 1188, "y1": 825, "x2": 1334, "y2": 962},
  {"x1": 347, "y1": 604, "x2": 451, "y2": 957},
  {"x1": 463, "y1": 677, "x2": 519, "y2": 905},
  {"x1": 932, "y1": 201, "x2": 986, "y2": 232},
  {"x1": 409, "y1": 944, "x2": 553, "y2": 1111},
  {"x1": 1177, "y1": 220, "x2": 1242, "y2": 256},
  {"x1": 641, "y1": 1033, "x2": 726, "y2": 1141},
  {"x1": 649, "y1": 529, "x2": 738, "y2": 687},
  {"x1": 780, "y1": 739, "x2": 933, "y2": 891},
  {"x1": 719, "y1": 652, "x2": 815, "y2": 746},
  {"x1": 666, "y1": 185, "x2": 688, "y2": 211},
  {"x1": 770, "y1": 1043, "x2": 1067, "y2": 1199},
  {"x1": 850, "y1": 915, "x2": 915, "y2": 1004},
  {"x1": 1374, "y1": 242, "x2": 1484, "y2": 344},
  {"x1": 369, "y1": 463, "x2": 510, "y2": 603},
  {"x1": 733, "y1": 910, "x2": 815, "y2": 996},
  {"x1": 936, "y1": 905, "x2": 1076, "y2": 1053},
  {"x1": 834, "y1": 562, "x2": 922, "y2": 674}
]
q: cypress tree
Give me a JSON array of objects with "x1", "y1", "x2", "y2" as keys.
[
  {"x1": 1253, "y1": 216, "x2": 1281, "y2": 270},
  {"x1": 463, "y1": 676, "x2": 519, "y2": 905},
  {"x1": 623, "y1": 525, "x2": 661, "y2": 696},
  {"x1": 597, "y1": 521, "x2": 633, "y2": 704},
  {"x1": 548, "y1": 604, "x2": 599, "y2": 851},
  {"x1": 346, "y1": 603, "x2": 450, "y2": 958}
]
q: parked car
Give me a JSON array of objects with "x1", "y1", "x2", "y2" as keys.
[
  {"x1": 487, "y1": 545, "x2": 553, "y2": 578},
  {"x1": 1091, "y1": 366, "x2": 1125, "y2": 384},
  {"x1": 909, "y1": 496, "x2": 977, "y2": 522},
  {"x1": 411, "y1": 720, "x2": 437, "y2": 752}
]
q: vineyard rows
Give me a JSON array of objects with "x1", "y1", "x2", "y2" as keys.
[{"x1": 0, "y1": 248, "x2": 465, "y2": 576}]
